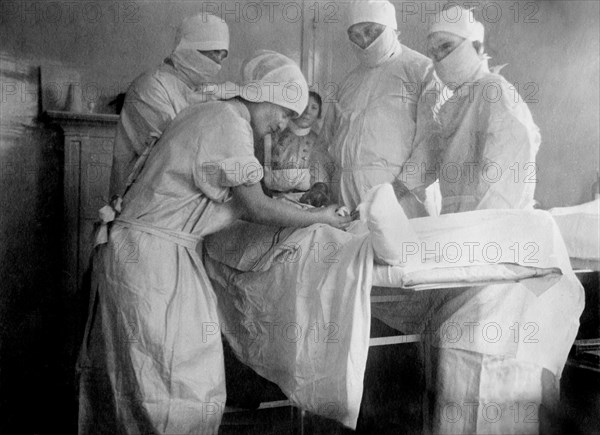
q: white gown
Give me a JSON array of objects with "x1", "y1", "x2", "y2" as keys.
[
  {"x1": 109, "y1": 53, "x2": 221, "y2": 198},
  {"x1": 78, "y1": 100, "x2": 260, "y2": 434},
  {"x1": 318, "y1": 40, "x2": 431, "y2": 210},
  {"x1": 400, "y1": 62, "x2": 541, "y2": 213}
]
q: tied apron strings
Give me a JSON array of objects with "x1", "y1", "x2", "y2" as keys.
[
  {"x1": 114, "y1": 217, "x2": 203, "y2": 250},
  {"x1": 93, "y1": 137, "x2": 159, "y2": 248}
]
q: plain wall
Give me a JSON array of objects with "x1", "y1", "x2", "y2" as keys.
[
  {"x1": 474, "y1": 0, "x2": 599, "y2": 208},
  {"x1": 0, "y1": 54, "x2": 65, "y2": 433},
  {"x1": 0, "y1": 0, "x2": 305, "y2": 104}
]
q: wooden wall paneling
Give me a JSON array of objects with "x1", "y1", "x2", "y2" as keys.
[{"x1": 43, "y1": 111, "x2": 118, "y2": 295}]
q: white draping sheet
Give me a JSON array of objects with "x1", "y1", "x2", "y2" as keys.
[
  {"x1": 549, "y1": 198, "x2": 600, "y2": 263},
  {"x1": 203, "y1": 209, "x2": 584, "y2": 429},
  {"x1": 205, "y1": 224, "x2": 374, "y2": 428},
  {"x1": 372, "y1": 263, "x2": 561, "y2": 291},
  {"x1": 368, "y1": 209, "x2": 567, "y2": 293}
]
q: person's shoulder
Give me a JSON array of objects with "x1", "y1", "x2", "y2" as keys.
[
  {"x1": 129, "y1": 65, "x2": 163, "y2": 91},
  {"x1": 391, "y1": 45, "x2": 431, "y2": 82},
  {"x1": 177, "y1": 99, "x2": 247, "y2": 124},
  {"x1": 165, "y1": 101, "x2": 252, "y2": 151},
  {"x1": 475, "y1": 70, "x2": 526, "y2": 108},
  {"x1": 398, "y1": 45, "x2": 431, "y2": 68},
  {"x1": 473, "y1": 70, "x2": 538, "y2": 129},
  {"x1": 219, "y1": 99, "x2": 251, "y2": 124},
  {"x1": 126, "y1": 64, "x2": 175, "y2": 102},
  {"x1": 210, "y1": 100, "x2": 253, "y2": 139},
  {"x1": 399, "y1": 44, "x2": 429, "y2": 62},
  {"x1": 476, "y1": 70, "x2": 510, "y2": 87}
]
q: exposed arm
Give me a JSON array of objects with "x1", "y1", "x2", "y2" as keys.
[{"x1": 233, "y1": 182, "x2": 351, "y2": 229}]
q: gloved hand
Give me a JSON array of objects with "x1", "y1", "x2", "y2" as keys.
[{"x1": 299, "y1": 182, "x2": 331, "y2": 208}]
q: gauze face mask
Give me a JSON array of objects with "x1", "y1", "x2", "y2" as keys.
[
  {"x1": 170, "y1": 49, "x2": 222, "y2": 87},
  {"x1": 352, "y1": 26, "x2": 399, "y2": 68},
  {"x1": 434, "y1": 39, "x2": 483, "y2": 89}
]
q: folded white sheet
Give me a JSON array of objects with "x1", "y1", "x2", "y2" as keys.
[
  {"x1": 550, "y1": 199, "x2": 600, "y2": 261},
  {"x1": 372, "y1": 263, "x2": 561, "y2": 291}
]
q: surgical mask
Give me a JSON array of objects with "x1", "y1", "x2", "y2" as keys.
[
  {"x1": 434, "y1": 39, "x2": 483, "y2": 89},
  {"x1": 352, "y1": 26, "x2": 399, "y2": 68},
  {"x1": 170, "y1": 49, "x2": 222, "y2": 87}
]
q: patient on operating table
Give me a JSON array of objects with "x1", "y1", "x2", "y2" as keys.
[{"x1": 262, "y1": 91, "x2": 335, "y2": 207}]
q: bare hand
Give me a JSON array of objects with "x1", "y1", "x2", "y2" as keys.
[{"x1": 312, "y1": 204, "x2": 352, "y2": 229}]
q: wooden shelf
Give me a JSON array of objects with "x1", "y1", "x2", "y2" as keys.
[{"x1": 42, "y1": 110, "x2": 119, "y2": 126}]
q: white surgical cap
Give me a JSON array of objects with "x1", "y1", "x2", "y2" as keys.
[
  {"x1": 347, "y1": 0, "x2": 397, "y2": 30},
  {"x1": 240, "y1": 50, "x2": 309, "y2": 118},
  {"x1": 175, "y1": 13, "x2": 229, "y2": 52},
  {"x1": 429, "y1": 6, "x2": 484, "y2": 42}
]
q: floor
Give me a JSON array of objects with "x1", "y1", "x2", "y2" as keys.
[
  {"x1": 220, "y1": 315, "x2": 600, "y2": 435},
  {"x1": 554, "y1": 359, "x2": 600, "y2": 434},
  {"x1": 220, "y1": 319, "x2": 425, "y2": 434}
]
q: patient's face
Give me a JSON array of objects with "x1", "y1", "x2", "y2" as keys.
[
  {"x1": 427, "y1": 32, "x2": 465, "y2": 62},
  {"x1": 347, "y1": 22, "x2": 386, "y2": 49}
]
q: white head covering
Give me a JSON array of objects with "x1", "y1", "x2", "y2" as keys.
[
  {"x1": 429, "y1": 6, "x2": 488, "y2": 87},
  {"x1": 471, "y1": 21, "x2": 485, "y2": 43},
  {"x1": 429, "y1": 5, "x2": 484, "y2": 42},
  {"x1": 347, "y1": 0, "x2": 397, "y2": 30},
  {"x1": 239, "y1": 50, "x2": 309, "y2": 118},
  {"x1": 175, "y1": 13, "x2": 230, "y2": 52}
]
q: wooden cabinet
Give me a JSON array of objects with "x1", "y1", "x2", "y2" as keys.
[{"x1": 43, "y1": 110, "x2": 118, "y2": 295}]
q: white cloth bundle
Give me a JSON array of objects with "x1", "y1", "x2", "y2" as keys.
[{"x1": 357, "y1": 183, "x2": 421, "y2": 266}]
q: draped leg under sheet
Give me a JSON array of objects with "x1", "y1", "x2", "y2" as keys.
[
  {"x1": 205, "y1": 224, "x2": 374, "y2": 429},
  {"x1": 78, "y1": 227, "x2": 226, "y2": 435}
]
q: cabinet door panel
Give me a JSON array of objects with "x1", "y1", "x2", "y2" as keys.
[{"x1": 80, "y1": 136, "x2": 114, "y2": 220}]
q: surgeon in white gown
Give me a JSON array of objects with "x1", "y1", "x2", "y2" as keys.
[
  {"x1": 379, "y1": 6, "x2": 581, "y2": 434},
  {"x1": 318, "y1": 0, "x2": 439, "y2": 213},
  {"x1": 396, "y1": 6, "x2": 541, "y2": 213},
  {"x1": 109, "y1": 13, "x2": 230, "y2": 200},
  {"x1": 77, "y1": 50, "x2": 351, "y2": 435}
]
